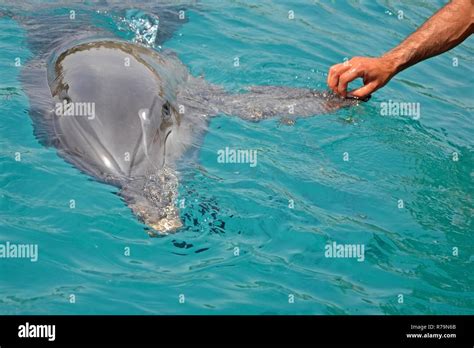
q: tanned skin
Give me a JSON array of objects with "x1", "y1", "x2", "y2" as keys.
[{"x1": 327, "y1": 0, "x2": 474, "y2": 99}]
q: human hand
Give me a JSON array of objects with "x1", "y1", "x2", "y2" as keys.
[{"x1": 327, "y1": 56, "x2": 397, "y2": 99}]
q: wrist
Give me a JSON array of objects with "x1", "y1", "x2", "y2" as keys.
[{"x1": 380, "y1": 51, "x2": 408, "y2": 75}]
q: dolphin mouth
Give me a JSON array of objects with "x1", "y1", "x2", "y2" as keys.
[
  {"x1": 147, "y1": 216, "x2": 183, "y2": 237},
  {"x1": 131, "y1": 201, "x2": 183, "y2": 237},
  {"x1": 126, "y1": 166, "x2": 182, "y2": 237},
  {"x1": 144, "y1": 204, "x2": 183, "y2": 237}
]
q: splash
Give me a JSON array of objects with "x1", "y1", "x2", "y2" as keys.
[{"x1": 120, "y1": 9, "x2": 160, "y2": 47}]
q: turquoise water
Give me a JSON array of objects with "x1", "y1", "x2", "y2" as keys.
[{"x1": 0, "y1": 1, "x2": 473, "y2": 314}]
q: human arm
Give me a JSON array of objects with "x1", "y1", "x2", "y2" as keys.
[{"x1": 327, "y1": 0, "x2": 474, "y2": 99}]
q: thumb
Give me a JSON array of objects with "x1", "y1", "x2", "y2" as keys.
[{"x1": 348, "y1": 82, "x2": 378, "y2": 99}]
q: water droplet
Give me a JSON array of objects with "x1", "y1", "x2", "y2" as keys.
[{"x1": 121, "y1": 9, "x2": 160, "y2": 47}]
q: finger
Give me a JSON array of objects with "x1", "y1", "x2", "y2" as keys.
[
  {"x1": 327, "y1": 63, "x2": 350, "y2": 93},
  {"x1": 327, "y1": 64, "x2": 341, "y2": 92},
  {"x1": 337, "y1": 69, "x2": 363, "y2": 97},
  {"x1": 347, "y1": 81, "x2": 378, "y2": 99}
]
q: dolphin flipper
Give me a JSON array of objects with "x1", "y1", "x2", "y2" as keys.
[
  {"x1": 180, "y1": 77, "x2": 362, "y2": 122},
  {"x1": 218, "y1": 86, "x2": 361, "y2": 121}
]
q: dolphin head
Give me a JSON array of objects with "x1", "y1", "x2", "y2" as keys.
[
  {"x1": 48, "y1": 40, "x2": 187, "y2": 178},
  {"x1": 47, "y1": 40, "x2": 187, "y2": 235}
]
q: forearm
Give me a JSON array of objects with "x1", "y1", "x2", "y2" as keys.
[{"x1": 382, "y1": 0, "x2": 474, "y2": 74}]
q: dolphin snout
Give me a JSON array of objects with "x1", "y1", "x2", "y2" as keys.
[
  {"x1": 132, "y1": 201, "x2": 183, "y2": 237},
  {"x1": 148, "y1": 216, "x2": 183, "y2": 237}
]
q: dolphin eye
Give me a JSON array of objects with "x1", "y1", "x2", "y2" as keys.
[{"x1": 162, "y1": 101, "x2": 171, "y2": 119}]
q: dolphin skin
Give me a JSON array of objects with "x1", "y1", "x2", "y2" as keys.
[{"x1": 12, "y1": 5, "x2": 360, "y2": 235}]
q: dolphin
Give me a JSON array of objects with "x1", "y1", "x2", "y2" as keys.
[{"x1": 12, "y1": 6, "x2": 361, "y2": 235}]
